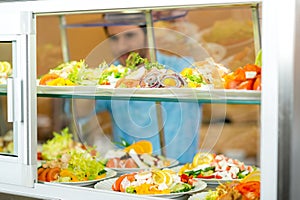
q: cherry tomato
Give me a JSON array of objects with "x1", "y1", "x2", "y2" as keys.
[
  {"x1": 37, "y1": 152, "x2": 42, "y2": 160},
  {"x1": 180, "y1": 174, "x2": 189, "y2": 183}
]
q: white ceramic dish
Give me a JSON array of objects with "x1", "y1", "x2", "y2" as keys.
[
  {"x1": 39, "y1": 168, "x2": 117, "y2": 187},
  {"x1": 94, "y1": 177, "x2": 207, "y2": 198},
  {"x1": 108, "y1": 158, "x2": 179, "y2": 174}
]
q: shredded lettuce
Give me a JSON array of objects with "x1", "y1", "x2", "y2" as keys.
[
  {"x1": 41, "y1": 127, "x2": 74, "y2": 160},
  {"x1": 67, "y1": 60, "x2": 86, "y2": 84},
  {"x1": 66, "y1": 149, "x2": 105, "y2": 181},
  {"x1": 125, "y1": 52, "x2": 165, "y2": 70},
  {"x1": 77, "y1": 67, "x2": 102, "y2": 86},
  {"x1": 205, "y1": 190, "x2": 219, "y2": 200}
]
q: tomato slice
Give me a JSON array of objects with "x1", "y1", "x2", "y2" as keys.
[
  {"x1": 253, "y1": 75, "x2": 261, "y2": 90},
  {"x1": 46, "y1": 167, "x2": 61, "y2": 182},
  {"x1": 112, "y1": 174, "x2": 127, "y2": 191},
  {"x1": 38, "y1": 168, "x2": 50, "y2": 182},
  {"x1": 237, "y1": 79, "x2": 254, "y2": 90},
  {"x1": 226, "y1": 80, "x2": 242, "y2": 89},
  {"x1": 243, "y1": 64, "x2": 261, "y2": 74}
]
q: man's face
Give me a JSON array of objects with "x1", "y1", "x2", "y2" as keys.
[{"x1": 106, "y1": 25, "x2": 148, "y2": 66}]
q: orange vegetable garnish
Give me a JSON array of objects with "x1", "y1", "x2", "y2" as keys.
[
  {"x1": 223, "y1": 63, "x2": 262, "y2": 90},
  {"x1": 95, "y1": 173, "x2": 106, "y2": 180},
  {"x1": 39, "y1": 74, "x2": 59, "y2": 85},
  {"x1": 123, "y1": 140, "x2": 153, "y2": 154},
  {"x1": 59, "y1": 169, "x2": 79, "y2": 182}
]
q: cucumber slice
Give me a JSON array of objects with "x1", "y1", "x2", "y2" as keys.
[{"x1": 170, "y1": 183, "x2": 193, "y2": 193}]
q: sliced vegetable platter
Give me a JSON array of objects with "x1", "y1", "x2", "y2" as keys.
[{"x1": 178, "y1": 152, "x2": 257, "y2": 185}]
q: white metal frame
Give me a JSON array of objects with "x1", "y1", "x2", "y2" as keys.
[{"x1": 0, "y1": 11, "x2": 37, "y2": 187}]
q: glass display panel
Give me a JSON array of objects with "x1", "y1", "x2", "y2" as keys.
[{"x1": 0, "y1": 42, "x2": 14, "y2": 156}]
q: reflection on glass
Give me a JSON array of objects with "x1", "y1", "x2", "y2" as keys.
[
  {"x1": 0, "y1": 41, "x2": 14, "y2": 155},
  {"x1": 35, "y1": 6, "x2": 260, "y2": 165}
]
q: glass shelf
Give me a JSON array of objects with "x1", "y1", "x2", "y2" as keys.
[
  {"x1": 0, "y1": 84, "x2": 261, "y2": 104},
  {"x1": 37, "y1": 86, "x2": 260, "y2": 104}
]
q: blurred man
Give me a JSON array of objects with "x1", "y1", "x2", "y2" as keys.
[{"x1": 69, "y1": 14, "x2": 202, "y2": 163}]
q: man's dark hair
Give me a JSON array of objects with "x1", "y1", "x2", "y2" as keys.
[
  {"x1": 103, "y1": 24, "x2": 147, "y2": 37},
  {"x1": 102, "y1": 13, "x2": 147, "y2": 36}
]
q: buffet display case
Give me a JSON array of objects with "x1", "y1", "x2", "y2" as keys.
[{"x1": 0, "y1": 0, "x2": 299, "y2": 199}]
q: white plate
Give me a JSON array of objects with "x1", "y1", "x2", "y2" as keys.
[
  {"x1": 188, "y1": 192, "x2": 209, "y2": 200},
  {"x1": 39, "y1": 168, "x2": 117, "y2": 187},
  {"x1": 36, "y1": 85, "x2": 260, "y2": 100},
  {"x1": 94, "y1": 177, "x2": 207, "y2": 198},
  {"x1": 37, "y1": 85, "x2": 98, "y2": 94},
  {"x1": 197, "y1": 178, "x2": 240, "y2": 185},
  {"x1": 108, "y1": 158, "x2": 179, "y2": 174},
  {"x1": 0, "y1": 84, "x2": 6, "y2": 92},
  {"x1": 171, "y1": 165, "x2": 241, "y2": 185}
]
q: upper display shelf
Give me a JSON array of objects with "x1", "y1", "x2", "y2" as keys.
[{"x1": 0, "y1": 85, "x2": 260, "y2": 104}]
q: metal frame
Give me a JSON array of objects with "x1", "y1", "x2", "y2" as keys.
[{"x1": 0, "y1": 11, "x2": 37, "y2": 187}]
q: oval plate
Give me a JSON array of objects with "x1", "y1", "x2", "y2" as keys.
[
  {"x1": 38, "y1": 168, "x2": 117, "y2": 187},
  {"x1": 94, "y1": 177, "x2": 207, "y2": 198}
]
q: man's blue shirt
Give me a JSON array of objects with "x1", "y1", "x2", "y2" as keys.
[{"x1": 93, "y1": 52, "x2": 202, "y2": 163}]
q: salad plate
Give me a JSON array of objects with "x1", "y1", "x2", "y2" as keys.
[
  {"x1": 94, "y1": 177, "x2": 207, "y2": 198},
  {"x1": 39, "y1": 168, "x2": 117, "y2": 187},
  {"x1": 108, "y1": 158, "x2": 179, "y2": 174}
]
